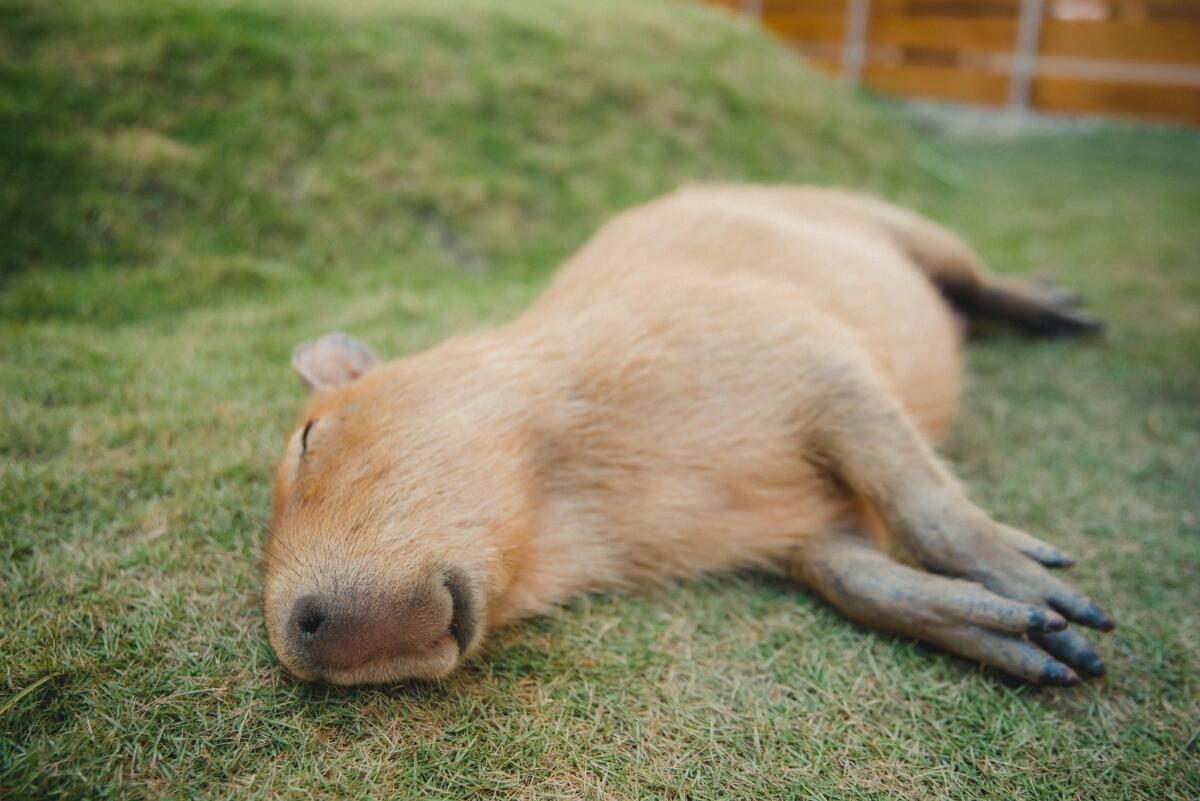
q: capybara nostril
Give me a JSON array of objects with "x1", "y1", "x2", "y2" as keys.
[
  {"x1": 298, "y1": 611, "x2": 323, "y2": 636},
  {"x1": 293, "y1": 595, "x2": 328, "y2": 639},
  {"x1": 292, "y1": 597, "x2": 326, "y2": 642}
]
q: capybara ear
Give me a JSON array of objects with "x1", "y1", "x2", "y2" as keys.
[{"x1": 291, "y1": 332, "x2": 377, "y2": 393}]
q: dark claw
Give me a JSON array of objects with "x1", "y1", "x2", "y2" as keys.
[
  {"x1": 1032, "y1": 629, "x2": 1106, "y2": 678},
  {"x1": 1079, "y1": 651, "x2": 1106, "y2": 677},
  {"x1": 1048, "y1": 594, "x2": 1115, "y2": 631},
  {"x1": 1080, "y1": 603, "x2": 1115, "y2": 632},
  {"x1": 1041, "y1": 662, "x2": 1080, "y2": 687}
]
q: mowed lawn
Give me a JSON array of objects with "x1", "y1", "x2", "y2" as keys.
[{"x1": 2, "y1": 1, "x2": 1198, "y2": 799}]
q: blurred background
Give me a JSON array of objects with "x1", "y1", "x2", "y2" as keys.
[
  {"x1": 707, "y1": 0, "x2": 1200, "y2": 126},
  {"x1": 1, "y1": 1, "x2": 1197, "y2": 799}
]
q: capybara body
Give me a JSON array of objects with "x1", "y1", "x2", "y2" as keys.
[{"x1": 264, "y1": 185, "x2": 1111, "y2": 687}]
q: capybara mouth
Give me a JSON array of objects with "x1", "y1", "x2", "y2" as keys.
[{"x1": 444, "y1": 567, "x2": 476, "y2": 655}]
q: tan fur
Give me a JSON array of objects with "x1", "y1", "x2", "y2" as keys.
[{"x1": 264, "y1": 185, "x2": 1111, "y2": 686}]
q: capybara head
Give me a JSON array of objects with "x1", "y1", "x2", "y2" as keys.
[{"x1": 262, "y1": 332, "x2": 535, "y2": 684}]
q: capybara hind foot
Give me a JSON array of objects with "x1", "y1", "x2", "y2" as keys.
[
  {"x1": 953, "y1": 275, "x2": 1104, "y2": 338},
  {"x1": 792, "y1": 533, "x2": 1089, "y2": 685}
]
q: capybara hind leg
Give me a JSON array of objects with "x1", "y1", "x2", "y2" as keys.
[
  {"x1": 804, "y1": 350, "x2": 1113, "y2": 677},
  {"x1": 743, "y1": 186, "x2": 1103, "y2": 337},
  {"x1": 789, "y1": 529, "x2": 1081, "y2": 684},
  {"x1": 827, "y1": 188, "x2": 1106, "y2": 337}
]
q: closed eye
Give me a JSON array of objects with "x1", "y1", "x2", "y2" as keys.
[{"x1": 300, "y1": 420, "x2": 314, "y2": 455}]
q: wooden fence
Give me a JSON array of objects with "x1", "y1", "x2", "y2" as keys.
[{"x1": 703, "y1": 0, "x2": 1200, "y2": 126}]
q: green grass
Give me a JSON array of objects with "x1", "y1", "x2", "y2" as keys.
[{"x1": 2, "y1": 0, "x2": 1198, "y2": 798}]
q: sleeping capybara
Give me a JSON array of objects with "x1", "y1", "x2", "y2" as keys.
[{"x1": 262, "y1": 185, "x2": 1110, "y2": 686}]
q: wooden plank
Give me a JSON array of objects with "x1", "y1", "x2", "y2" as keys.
[
  {"x1": 1032, "y1": 74, "x2": 1200, "y2": 124},
  {"x1": 1035, "y1": 55, "x2": 1200, "y2": 86},
  {"x1": 862, "y1": 63, "x2": 1011, "y2": 102},
  {"x1": 870, "y1": 0, "x2": 1020, "y2": 17},
  {"x1": 1040, "y1": 20, "x2": 1200, "y2": 64},
  {"x1": 867, "y1": 16, "x2": 1019, "y2": 49},
  {"x1": 762, "y1": 0, "x2": 847, "y2": 14},
  {"x1": 762, "y1": 13, "x2": 846, "y2": 41}
]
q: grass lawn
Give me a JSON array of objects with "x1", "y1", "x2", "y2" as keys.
[{"x1": 2, "y1": 0, "x2": 1198, "y2": 798}]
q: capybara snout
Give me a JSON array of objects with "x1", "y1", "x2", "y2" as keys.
[
  {"x1": 266, "y1": 540, "x2": 483, "y2": 683},
  {"x1": 284, "y1": 571, "x2": 466, "y2": 678}
]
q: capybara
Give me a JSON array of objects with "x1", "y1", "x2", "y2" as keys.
[{"x1": 263, "y1": 185, "x2": 1111, "y2": 686}]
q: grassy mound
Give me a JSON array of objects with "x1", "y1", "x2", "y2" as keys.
[{"x1": 1, "y1": 0, "x2": 920, "y2": 323}]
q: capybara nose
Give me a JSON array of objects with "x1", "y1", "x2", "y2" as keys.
[{"x1": 287, "y1": 585, "x2": 456, "y2": 673}]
